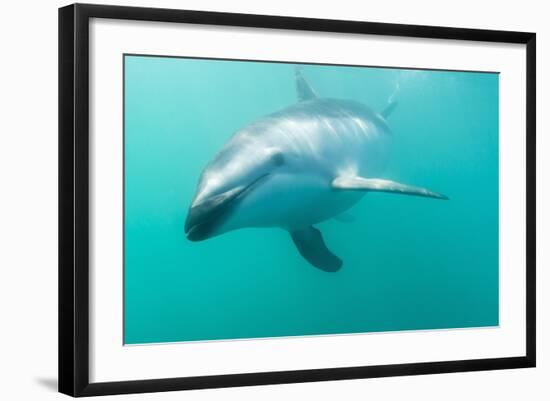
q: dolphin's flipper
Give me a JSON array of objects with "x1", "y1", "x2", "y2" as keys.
[
  {"x1": 290, "y1": 227, "x2": 342, "y2": 272},
  {"x1": 295, "y1": 68, "x2": 318, "y2": 102},
  {"x1": 332, "y1": 176, "x2": 449, "y2": 200},
  {"x1": 381, "y1": 100, "x2": 398, "y2": 119}
]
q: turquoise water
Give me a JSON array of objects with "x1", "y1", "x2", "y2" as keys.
[{"x1": 124, "y1": 55, "x2": 499, "y2": 344}]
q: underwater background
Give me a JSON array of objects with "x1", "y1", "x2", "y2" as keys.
[{"x1": 124, "y1": 55, "x2": 499, "y2": 344}]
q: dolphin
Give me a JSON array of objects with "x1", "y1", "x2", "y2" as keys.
[{"x1": 185, "y1": 68, "x2": 448, "y2": 272}]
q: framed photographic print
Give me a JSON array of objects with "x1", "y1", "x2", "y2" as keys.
[{"x1": 58, "y1": 3, "x2": 536, "y2": 397}]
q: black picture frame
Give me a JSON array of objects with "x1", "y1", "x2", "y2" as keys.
[{"x1": 59, "y1": 3, "x2": 536, "y2": 397}]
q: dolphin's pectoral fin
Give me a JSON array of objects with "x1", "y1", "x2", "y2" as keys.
[
  {"x1": 290, "y1": 227, "x2": 343, "y2": 272},
  {"x1": 332, "y1": 176, "x2": 449, "y2": 200},
  {"x1": 295, "y1": 67, "x2": 318, "y2": 102}
]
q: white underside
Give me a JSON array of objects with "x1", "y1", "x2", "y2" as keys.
[{"x1": 219, "y1": 172, "x2": 365, "y2": 232}]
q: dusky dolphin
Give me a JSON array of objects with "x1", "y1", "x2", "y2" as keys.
[{"x1": 185, "y1": 69, "x2": 448, "y2": 272}]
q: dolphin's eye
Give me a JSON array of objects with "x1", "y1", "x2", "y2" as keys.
[{"x1": 271, "y1": 152, "x2": 285, "y2": 167}]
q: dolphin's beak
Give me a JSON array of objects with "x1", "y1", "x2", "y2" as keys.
[
  {"x1": 185, "y1": 186, "x2": 246, "y2": 241},
  {"x1": 185, "y1": 174, "x2": 270, "y2": 241}
]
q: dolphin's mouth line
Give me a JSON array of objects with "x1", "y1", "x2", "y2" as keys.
[
  {"x1": 185, "y1": 208, "x2": 228, "y2": 239},
  {"x1": 185, "y1": 174, "x2": 270, "y2": 241}
]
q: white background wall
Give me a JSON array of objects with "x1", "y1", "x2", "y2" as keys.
[{"x1": 0, "y1": 0, "x2": 546, "y2": 399}]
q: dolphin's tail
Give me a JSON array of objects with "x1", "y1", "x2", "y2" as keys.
[
  {"x1": 381, "y1": 100, "x2": 398, "y2": 119},
  {"x1": 381, "y1": 78, "x2": 400, "y2": 119}
]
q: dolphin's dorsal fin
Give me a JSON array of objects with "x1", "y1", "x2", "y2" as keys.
[
  {"x1": 332, "y1": 176, "x2": 449, "y2": 200},
  {"x1": 295, "y1": 67, "x2": 318, "y2": 101},
  {"x1": 290, "y1": 226, "x2": 342, "y2": 272},
  {"x1": 381, "y1": 100, "x2": 398, "y2": 119}
]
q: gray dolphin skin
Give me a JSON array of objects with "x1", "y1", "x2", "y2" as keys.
[{"x1": 185, "y1": 69, "x2": 448, "y2": 272}]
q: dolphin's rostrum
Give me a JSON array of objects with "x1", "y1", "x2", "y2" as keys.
[{"x1": 185, "y1": 68, "x2": 448, "y2": 271}]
